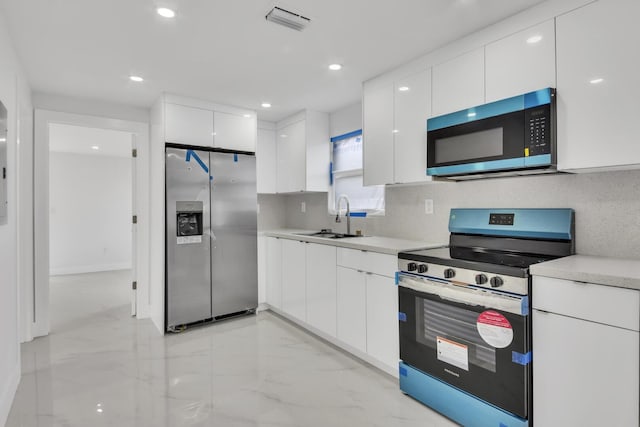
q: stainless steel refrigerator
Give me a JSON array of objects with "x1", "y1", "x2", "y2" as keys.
[{"x1": 165, "y1": 147, "x2": 257, "y2": 331}]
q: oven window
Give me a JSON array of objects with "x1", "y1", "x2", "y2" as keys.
[
  {"x1": 435, "y1": 127, "x2": 503, "y2": 163},
  {"x1": 416, "y1": 298, "x2": 496, "y2": 373}
]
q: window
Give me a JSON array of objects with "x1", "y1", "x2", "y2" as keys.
[{"x1": 329, "y1": 130, "x2": 385, "y2": 215}]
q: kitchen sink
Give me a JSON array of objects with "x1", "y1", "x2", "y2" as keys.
[{"x1": 295, "y1": 229, "x2": 363, "y2": 239}]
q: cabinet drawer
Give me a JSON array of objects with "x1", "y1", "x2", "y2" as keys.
[
  {"x1": 337, "y1": 248, "x2": 365, "y2": 270},
  {"x1": 361, "y1": 252, "x2": 396, "y2": 278},
  {"x1": 533, "y1": 276, "x2": 640, "y2": 331},
  {"x1": 337, "y1": 248, "x2": 396, "y2": 278}
]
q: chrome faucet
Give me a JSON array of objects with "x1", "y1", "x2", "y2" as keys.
[{"x1": 335, "y1": 195, "x2": 351, "y2": 235}]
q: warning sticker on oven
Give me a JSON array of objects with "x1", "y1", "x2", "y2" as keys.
[
  {"x1": 437, "y1": 336, "x2": 469, "y2": 371},
  {"x1": 477, "y1": 310, "x2": 513, "y2": 348}
]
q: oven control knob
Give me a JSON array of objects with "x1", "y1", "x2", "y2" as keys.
[
  {"x1": 490, "y1": 276, "x2": 504, "y2": 288},
  {"x1": 444, "y1": 268, "x2": 456, "y2": 279},
  {"x1": 407, "y1": 262, "x2": 417, "y2": 272},
  {"x1": 475, "y1": 274, "x2": 488, "y2": 285},
  {"x1": 417, "y1": 264, "x2": 428, "y2": 273}
]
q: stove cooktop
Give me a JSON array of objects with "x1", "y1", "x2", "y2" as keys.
[{"x1": 398, "y1": 246, "x2": 556, "y2": 278}]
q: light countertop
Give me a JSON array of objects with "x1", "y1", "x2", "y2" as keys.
[
  {"x1": 530, "y1": 255, "x2": 640, "y2": 291},
  {"x1": 262, "y1": 229, "x2": 445, "y2": 255}
]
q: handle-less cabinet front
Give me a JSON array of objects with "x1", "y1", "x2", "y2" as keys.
[
  {"x1": 165, "y1": 148, "x2": 212, "y2": 329},
  {"x1": 165, "y1": 103, "x2": 214, "y2": 147}
]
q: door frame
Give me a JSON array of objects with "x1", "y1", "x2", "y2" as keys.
[{"x1": 30, "y1": 109, "x2": 150, "y2": 340}]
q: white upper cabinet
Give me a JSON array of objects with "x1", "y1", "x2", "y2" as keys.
[
  {"x1": 432, "y1": 47, "x2": 485, "y2": 116},
  {"x1": 213, "y1": 111, "x2": 256, "y2": 152},
  {"x1": 165, "y1": 103, "x2": 214, "y2": 147},
  {"x1": 485, "y1": 19, "x2": 556, "y2": 102},
  {"x1": 394, "y1": 69, "x2": 432, "y2": 184},
  {"x1": 163, "y1": 96, "x2": 257, "y2": 151},
  {"x1": 276, "y1": 110, "x2": 330, "y2": 193},
  {"x1": 363, "y1": 83, "x2": 394, "y2": 186},
  {"x1": 363, "y1": 68, "x2": 432, "y2": 185},
  {"x1": 556, "y1": 0, "x2": 640, "y2": 171},
  {"x1": 256, "y1": 123, "x2": 277, "y2": 194},
  {"x1": 276, "y1": 119, "x2": 306, "y2": 193}
]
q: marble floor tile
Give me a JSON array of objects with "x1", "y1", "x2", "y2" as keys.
[{"x1": 6, "y1": 271, "x2": 458, "y2": 427}]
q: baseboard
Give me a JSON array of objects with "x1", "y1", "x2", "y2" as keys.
[
  {"x1": 50, "y1": 263, "x2": 132, "y2": 276},
  {"x1": 0, "y1": 362, "x2": 20, "y2": 427}
]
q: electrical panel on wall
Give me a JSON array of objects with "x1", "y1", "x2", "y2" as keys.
[{"x1": 0, "y1": 100, "x2": 7, "y2": 225}]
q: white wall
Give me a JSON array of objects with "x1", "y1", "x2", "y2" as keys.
[
  {"x1": 33, "y1": 92, "x2": 149, "y2": 123},
  {"x1": 49, "y1": 152, "x2": 132, "y2": 275},
  {"x1": 0, "y1": 9, "x2": 32, "y2": 427}
]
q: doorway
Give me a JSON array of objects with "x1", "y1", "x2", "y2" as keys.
[
  {"x1": 48, "y1": 124, "x2": 134, "y2": 331},
  {"x1": 30, "y1": 109, "x2": 149, "y2": 341}
]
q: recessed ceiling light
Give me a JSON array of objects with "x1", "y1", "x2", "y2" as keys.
[
  {"x1": 590, "y1": 78, "x2": 604, "y2": 84},
  {"x1": 398, "y1": 86, "x2": 410, "y2": 92},
  {"x1": 328, "y1": 64, "x2": 342, "y2": 71},
  {"x1": 91, "y1": 146, "x2": 99, "y2": 150},
  {"x1": 129, "y1": 75, "x2": 144, "y2": 82},
  {"x1": 243, "y1": 114, "x2": 251, "y2": 118},
  {"x1": 526, "y1": 35, "x2": 543, "y2": 44},
  {"x1": 0, "y1": 138, "x2": 6, "y2": 142},
  {"x1": 280, "y1": 134, "x2": 288, "y2": 138},
  {"x1": 156, "y1": 7, "x2": 175, "y2": 18},
  {"x1": 261, "y1": 102, "x2": 272, "y2": 108},
  {"x1": 392, "y1": 129, "x2": 399, "y2": 134}
]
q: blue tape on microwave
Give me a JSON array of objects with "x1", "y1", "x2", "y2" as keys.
[
  {"x1": 394, "y1": 272, "x2": 399, "y2": 285},
  {"x1": 512, "y1": 351, "x2": 532, "y2": 366},
  {"x1": 233, "y1": 153, "x2": 238, "y2": 162},
  {"x1": 398, "y1": 312, "x2": 407, "y2": 322}
]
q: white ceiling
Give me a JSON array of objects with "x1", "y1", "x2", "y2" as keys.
[
  {"x1": 0, "y1": 0, "x2": 545, "y2": 122},
  {"x1": 49, "y1": 123, "x2": 132, "y2": 158}
]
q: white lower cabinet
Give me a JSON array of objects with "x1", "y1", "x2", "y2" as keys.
[
  {"x1": 532, "y1": 276, "x2": 640, "y2": 426},
  {"x1": 336, "y1": 266, "x2": 367, "y2": 353},
  {"x1": 306, "y1": 244, "x2": 337, "y2": 337},
  {"x1": 265, "y1": 237, "x2": 282, "y2": 309},
  {"x1": 366, "y1": 273, "x2": 399, "y2": 371},
  {"x1": 281, "y1": 240, "x2": 306, "y2": 321}
]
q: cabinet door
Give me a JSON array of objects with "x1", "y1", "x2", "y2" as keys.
[
  {"x1": 556, "y1": 0, "x2": 640, "y2": 171},
  {"x1": 276, "y1": 120, "x2": 306, "y2": 193},
  {"x1": 281, "y1": 239, "x2": 306, "y2": 320},
  {"x1": 365, "y1": 273, "x2": 399, "y2": 371},
  {"x1": 165, "y1": 103, "x2": 214, "y2": 147},
  {"x1": 394, "y1": 69, "x2": 432, "y2": 184},
  {"x1": 533, "y1": 310, "x2": 639, "y2": 426},
  {"x1": 485, "y1": 19, "x2": 556, "y2": 102},
  {"x1": 336, "y1": 266, "x2": 367, "y2": 353},
  {"x1": 432, "y1": 48, "x2": 485, "y2": 116},
  {"x1": 306, "y1": 243, "x2": 337, "y2": 337},
  {"x1": 363, "y1": 83, "x2": 394, "y2": 186},
  {"x1": 213, "y1": 111, "x2": 256, "y2": 152},
  {"x1": 256, "y1": 127, "x2": 277, "y2": 194},
  {"x1": 265, "y1": 237, "x2": 282, "y2": 309}
]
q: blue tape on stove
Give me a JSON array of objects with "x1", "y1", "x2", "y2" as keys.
[
  {"x1": 395, "y1": 272, "x2": 399, "y2": 285},
  {"x1": 233, "y1": 153, "x2": 238, "y2": 162},
  {"x1": 399, "y1": 365, "x2": 407, "y2": 377},
  {"x1": 512, "y1": 351, "x2": 532, "y2": 366},
  {"x1": 398, "y1": 312, "x2": 407, "y2": 322}
]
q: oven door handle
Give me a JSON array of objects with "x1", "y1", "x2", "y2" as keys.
[{"x1": 398, "y1": 274, "x2": 528, "y2": 316}]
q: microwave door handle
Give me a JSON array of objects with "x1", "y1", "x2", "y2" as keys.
[{"x1": 399, "y1": 275, "x2": 526, "y2": 316}]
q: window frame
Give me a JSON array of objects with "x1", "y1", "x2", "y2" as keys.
[{"x1": 328, "y1": 130, "x2": 385, "y2": 216}]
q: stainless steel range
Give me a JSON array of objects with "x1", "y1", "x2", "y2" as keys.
[{"x1": 397, "y1": 208, "x2": 574, "y2": 427}]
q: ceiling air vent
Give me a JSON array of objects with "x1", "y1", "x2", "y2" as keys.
[{"x1": 265, "y1": 6, "x2": 311, "y2": 31}]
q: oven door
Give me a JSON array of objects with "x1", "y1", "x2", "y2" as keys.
[{"x1": 398, "y1": 273, "x2": 531, "y2": 419}]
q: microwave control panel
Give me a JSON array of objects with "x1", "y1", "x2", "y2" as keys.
[{"x1": 525, "y1": 105, "x2": 551, "y2": 156}]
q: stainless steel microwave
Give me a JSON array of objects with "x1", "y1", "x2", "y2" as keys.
[{"x1": 427, "y1": 88, "x2": 556, "y2": 179}]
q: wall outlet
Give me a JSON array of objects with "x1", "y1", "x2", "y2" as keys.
[
  {"x1": 301, "y1": 202, "x2": 306, "y2": 213},
  {"x1": 425, "y1": 199, "x2": 434, "y2": 215}
]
